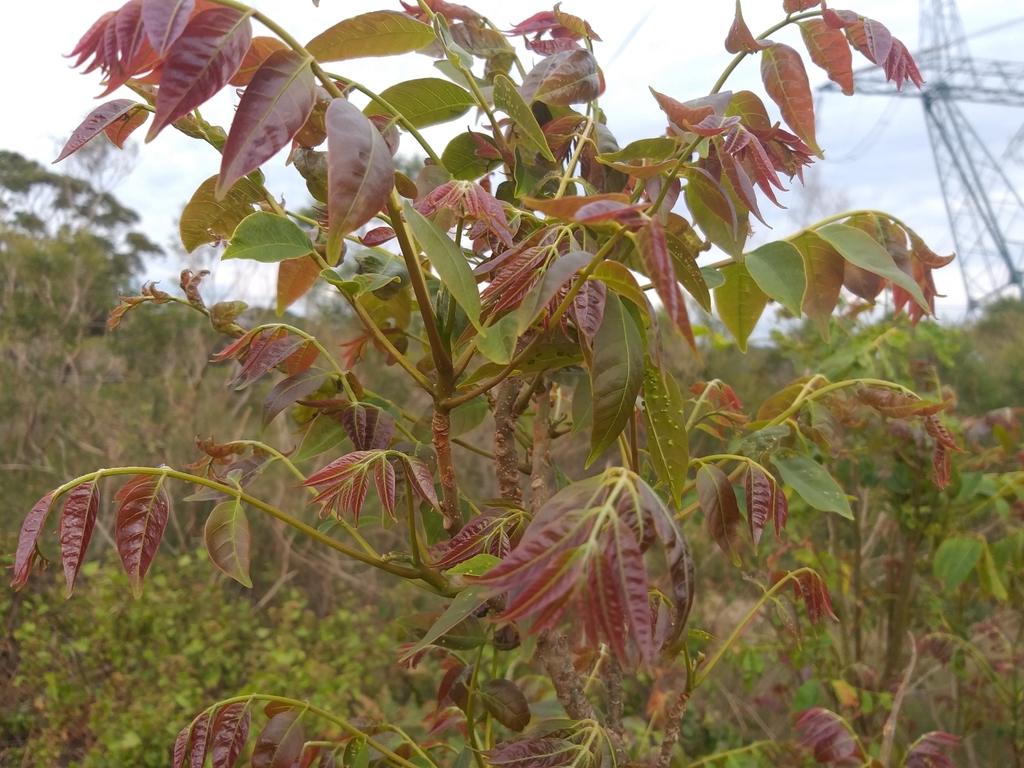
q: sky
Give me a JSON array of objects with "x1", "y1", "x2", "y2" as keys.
[{"x1": 2, "y1": 0, "x2": 1023, "y2": 317}]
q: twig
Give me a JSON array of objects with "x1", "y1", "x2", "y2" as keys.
[
  {"x1": 493, "y1": 378, "x2": 523, "y2": 504},
  {"x1": 880, "y1": 632, "x2": 917, "y2": 766},
  {"x1": 530, "y1": 383, "x2": 555, "y2": 513}
]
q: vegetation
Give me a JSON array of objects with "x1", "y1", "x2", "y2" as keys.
[{"x1": 4, "y1": 0, "x2": 1023, "y2": 766}]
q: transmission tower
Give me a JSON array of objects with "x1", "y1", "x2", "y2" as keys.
[{"x1": 820, "y1": 1, "x2": 1024, "y2": 309}]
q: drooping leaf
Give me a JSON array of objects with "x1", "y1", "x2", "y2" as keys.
[
  {"x1": 59, "y1": 481, "x2": 100, "y2": 596},
  {"x1": 685, "y1": 168, "x2": 746, "y2": 258},
  {"x1": 744, "y1": 240, "x2": 806, "y2": 315},
  {"x1": 697, "y1": 465, "x2": 742, "y2": 566},
  {"x1": 636, "y1": 218, "x2": 697, "y2": 352},
  {"x1": 218, "y1": 49, "x2": 317, "y2": 197},
  {"x1": 211, "y1": 702, "x2": 251, "y2": 768},
  {"x1": 55, "y1": 99, "x2": 137, "y2": 163},
  {"x1": 307, "y1": 11, "x2": 435, "y2": 61},
  {"x1": 180, "y1": 175, "x2": 263, "y2": 253},
  {"x1": 371, "y1": 78, "x2": 475, "y2": 128},
  {"x1": 172, "y1": 721, "x2": 190, "y2": 768},
  {"x1": 477, "y1": 312, "x2": 519, "y2": 364},
  {"x1": 400, "y1": 585, "x2": 488, "y2": 661},
  {"x1": 222, "y1": 211, "x2": 314, "y2": 263},
  {"x1": 492, "y1": 74, "x2": 555, "y2": 162},
  {"x1": 517, "y1": 250, "x2": 593, "y2": 334},
  {"x1": 665, "y1": 227, "x2": 711, "y2": 312},
  {"x1": 231, "y1": 332, "x2": 305, "y2": 390},
  {"x1": 341, "y1": 402, "x2": 395, "y2": 450},
  {"x1": 114, "y1": 474, "x2": 171, "y2": 598},
  {"x1": 402, "y1": 200, "x2": 482, "y2": 330},
  {"x1": 816, "y1": 223, "x2": 928, "y2": 310},
  {"x1": 402, "y1": 455, "x2": 440, "y2": 510},
  {"x1": 529, "y1": 49, "x2": 601, "y2": 106},
  {"x1": 642, "y1": 359, "x2": 689, "y2": 508},
  {"x1": 855, "y1": 385, "x2": 944, "y2": 419},
  {"x1": 760, "y1": 43, "x2": 822, "y2": 157},
  {"x1": 204, "y1": 499, "x2": 253, "y2": 587},
  {"x1": 714, "y1": 263, "x2": 767, "y2": 352},
  {"x1": 11, "y1": 492, "x2": 56, "y2": 590},
  {"x1": 799, "y1": 19, "x2": 854, "y2": 96},
  {"x1": 847, "y1": 18, "x2": 892, "y2": 66},
  {"x1": 792, "y1": 230, "x2": 843, "y2": 341},
  {"x1": 795, "y1": 708, "x2": 864, "y2": 764},
  {"x1": 771, "y1": 448, "x2": 852, "y2": 519},
  {"x1": 189, "y1": 710, "x2": 214, "y2": 768},
  {"x1": 276, "y1": 256, "x2": 321, "y2": 315},
  {"x1": 480, "y1": 680, "x2": 532, "y2": 732},
  {"x1": 295, "y1": 416, "x2": 350, "y2": 462},
  {"x1": 252, "y1": 711, "x2": 306, "y2": 768},
  {"x1": 904, "y1": 732, "x2": 960, "y2": 768},
  {"x1": 587, "y1": 294, "x2": 645, "y2": 466},
  {"x1": 104, "y1": 106, "x2": 149, "y2": 147},
  {"x1": 325, "y1": 98, "x2": 395, "y2": 263},
  {"x1": 148, "y1": 7, "x2": 253, "y2": 140},
  {"x1": 230, "y1": 36, "x2": 291, "y2": 86},
  {"x1": 933, "y1": 535, "x2": 982, "y2": 594},
  {"x1": 745, "y1": 465, "x2": 787, "y2": 550},
  {"x1": 141, "y1": 0, "x2": 195, "y2": 57}
]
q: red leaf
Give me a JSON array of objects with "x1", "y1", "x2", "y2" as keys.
[
  {"x1": 301, "y1": 451, "x2": 399, "y2": 524},
  {"x1": 262, "y1": 369, "x2": 331, "y2": 429},
  {"x1": 68, "y1": 11, "x2": 116, "y2": 70},
  {"x1": 232, "y1": 332, "x2": 305, "y2": 389},
  {"x1": 361, "y1": 226, "x2": 397, "y2": 247},
  {"x1": 526, "y1": 37, "x2": 580, "y2": 56},
  {"x1": 104, "y1": 106, "x2": 150, "y2": 148},
  {"x1": 529, "y1": 49, "x2": 601, "y2": 106},
  {"x1": 800, "y1": 19, "x2": 854, "y2": 96},
  {"x1": 846, "y1": 18, "x2": 892, "y2": 66},
  {"x1": 11, "y1": 492, "x2": 56, "y2": 590},
  {"x1": 403, "y1": 456, "x2": 440, "y2": 510},
  {"x1": 696, "y1": 465, "x2": 742, "y2": 566},
  {"x1": 147, "y1": 7, "x2": 253, "y2": 140},
  {"x1": 285, "y1": 342, "x2": 320, "y2": 375},
  {"x1": 230, "y1": 36, "x2": 290, "y2": 87},
  {"x1": 485, "y1": 737, "x2": 579, "y2": 768},
  {"x1": 340, "y1": 402, "x2": 395, "y2": 450},
  {"x1": 211, "y1": 703, "x2": 250, "y2": 768},
  {"x1": 55, "y1": 99, "x2": 138, "y2": 163},
  {"x1": 856, "y1": 385, "x2": 944, "y2": 418},
  {"x1": 905, "y1": 732, "x2": 960, "y2": 768},
  {"x1": 276, "y1": 255, "x2": 321, "y2": 315},
  {"x1": 651, "y1": 88, "x2": 716, "y2": 133},
  {"x1": 776, "y1": 570, "x2": 837, "y2": 624},
  {"x1": 217, "y1": 49, "x2": 317, "y2": 198},
  {"x1": 189, "y1": 710, "x2": 214, "y2": 768},
  {"x1": 607, "y1": 516, "x2": 653, "y2": 662},
  {"x1": 252, "y1": 711, "x2": 305, "y2": 768},
  {"x1": 784, "y1": 0, "x2": 821, "y2": 11},
  {"x1": 172, "y1": 721, "x2": 190, "y2": 768},
  {"x1": 760, "y1": 43, "x2": 822, "y2": 157},
  {"x1": 636, "y1": 218, "x2": 697, "y2": 352},
  {"x1": 884, "y1": 38, "x2": 924, "y2": 91},
  {"x1": 795, "y1": 708, "x2": 864, "y2": 765},
  {"x1": 566, "y1": 277, "x2": 606, "y2": 341},
  {"x1": 142, "y1": 0, "x2": 196, "y2": 56},
  {"x1": 823, "y1": 9, "x2": 858, "y2": 29},
  {"x1": 415, "y1": 181, "x2": 513, "y2": 247},
  {"x1": 59, "y1": 481, "x2": 100, "y2": 597},
  {"x1": 114, "y1": 474, "x2": 170, "y2": 598},
  {"x1": 726, "y1": 0, "x2": 769, "y2": 54},
  {"x1": 325, "y1": 98, "x2": 395, "y2": 263},
  {"x1": 374, "y1": 458, "x2": 398, "y2": 520},
  {"x1": 685, "y1": 167, "x2": 738, "y2": 236}
]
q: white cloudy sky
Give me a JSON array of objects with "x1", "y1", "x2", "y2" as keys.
[{"x1": 2, "y1": 0, "x2": 1023, "y2": 316}]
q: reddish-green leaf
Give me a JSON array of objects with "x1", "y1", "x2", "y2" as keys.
[
  {"x1": 148, "y1": 7, "x2": 253, "y2": 140},
  {"x1": 726, "y1": 0, "x2": 769, "y2": 54},
  {"x1": 745, "y1": 465, "x2": 787, "y2": 550},
  {"x1": 528, "y1": 50, "x2": 601, "y2": 106},
  {"x1": 55, "y1": 99, "x2": 137, "y2": 163},
  {"x1": 760, "y1": 43, "x2": 822, "y2": 157},
  {"x1": 141, "y1": 0, "x2": 194, "y2": 56},
  {"x1": 180, "y1": 174, "x2": 263, "y2": 253},
  {"x1": 104, "y1": 106, "x2": 149, "y2": 148},
  {"x1": 211, "y1": 703, "x2": 251, "y2": 768},
  {"x1": 480, "y1": 680, "x2": 531, "y2": 732},
  {"x1": 341, "y1": 402, "x2": 395, "y2": 450},
  {"x1": 325, "y1": 98, "x2": 395, "y2": 263},
  {"x1": 792, "y1": 231, "x2": 843, "y2": 341},
  {"x1": 59, "y1": 481, "x2": 100, "y2": 597},
  {"x1": 230, "y1": 36, "x2": 290, "y2": 86},
  {"x1": 800, "y1": 19, "x2": 854, "y2": 96},
  {"x1": 204, "y1": 499, "x2": 253, "y2": 587},
  {"x1": 307, "y1": 11, "x2": 435, "y2": 62},
  {"x1": 685, "y1": 166, "x2": 737, "y2": 236},
  {"x1": 217, "y1": 49, "x2": 316, "y2": 198},
  {"x1": 12, "y1": 491, "x2": 56, "y2": 590},
  {"x1": 847, "y1": 18, "x2": 892, "y2": 66},
  {"x1": 795, "y1": 708, "x2": 864, "y2": 764},
  {"x1": 403, "y1": 456, "x2": 440, "y2": 510},
  {"x1": 607, "y1": 515, "x2": 654, "y2": 660},
  {"x1": 263, "y1": 369, "x2": 331, "y2": 429},
  {"x1": 905, "y1": 732, "x2": 960, "y2": 768},
  {"x1": 784, "y1": 0, "x2": 821, "y2": 11},
  {"x1": 114, "y1": 474, "x2": 170, "y2": 598},
  {"x1": 697, "y1": 465, "x2": 742, "y2": 566},
  {"x1": 856, "y1": 385, "x2": 944, "y2": 419},
  {"x1": 816, "y1": 223, "x2": 928, "y2": 309},
  {"x1": 252, "y1": 711, "x2": 305, "y2": 768},
  {"x1": 713, "y1": 263, "x2": 767, "y2": 352},
  {"x1": 231, "y1": 332, "x2": 305, "y2": 389},
  {"x1": 276, "y1": 256, "x2": 321, "y2": 315},
  {"x1": 587, "y1": 293, "x2": 645, "y2": 466},
  {"x1": 636, "y1": 218, "x2": 697, "y2": 352}
]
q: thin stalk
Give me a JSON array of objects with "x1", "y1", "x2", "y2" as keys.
[{"x1": 766, "y1": 378, "x2": 916, "y2": 428}]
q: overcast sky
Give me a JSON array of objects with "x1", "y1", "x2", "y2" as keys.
[{"x1": 2, "y1": 0, "x2": 1023, "y2": 316}]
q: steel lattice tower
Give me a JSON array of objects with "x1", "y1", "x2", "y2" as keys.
[{"x1": 821, "y1": 1, "x2": 1024, "y2": 309}]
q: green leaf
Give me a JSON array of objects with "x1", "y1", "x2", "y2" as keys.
[
  {"x1": 587, "y1": 293, "x2": 645, "y2": 466},
  {"x1": 460, "y1": 342, "x2": 583, "y2": 388},
  {"x1": 447, "y1": 553, "x2": 500, "y2": 576},
  {"x1": 701, "y1": 267, "x2": 725, "y2": 289},
  {"x1": 477, "y1": 312, "x2": 518, "y2": 364},
  {"x1": 666, "y1": 232, "x2": 711, "y2": 312},
  {"x1": 492, "y1": 74, "x2": 555, "y2": 162},
  {"x1": 745, "y1": 240, "x2": 806, "y2": 315},
  {"x1": 933, "y1": 535, "x2": 982, "y2": 593},
  {"x1": 571, "y1": 375, "x2": 593, "y2": 436},
  {"x1": 442, "y1": 131, "x2": 500, "y2": 180},
  {"x1": 222, "y1": 211, "x2": 313, "y2": 262},
  {"x1": 204, "y1": 499, "x2": 253, "y2": 587},
  {"x1": 792, "y1": 679, "x2": 821, "y2": 712},
  {"x1": 449, "y1": 397, "x2": 489, "y2": 437},
  {"x1": 792, "y1": 230, "x2": 843, "y2": 341},
  {"x1": 714, "y1": 263, "x2": 767, "y2": 352},
  {"x1": 977, "y1": 541, "x2": 1008, "y2": 602},
  {"x1": 772, "y1": 448, "x2": 852, "y2": 518},
  {"x1": 306, "y1": 11, "x2": 435, "y2": 62},
  {"x1": 180, "y1": 174, "x2": 262, "y2": 253},
  {"x1": 371, "y1": 78, "x2": 475, "y2": 128},
  {"x1": 403, "y1": 200, "x2": 483, "y2": 330},
  {"x1": 600, "y1": 137, "x2": 678, "y2": 163},
  {"x1": 295, "y1": 417, "x2": 351, "y2": 462},
  {"x1": 643, "y1": 358, "x2": 690, "y2": 507},
  {"x1": 592, "y1": 262, "x2": 648, "y2": 316},
  {"x1": 400, "y1": 585, "x2": 488, "y2": 662},
  {"x1": 817, "y1": 223, "x2": 927, "y2": 309}
]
